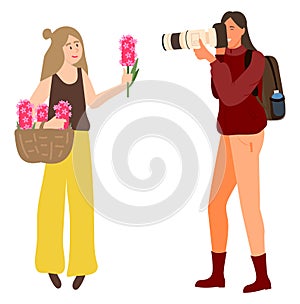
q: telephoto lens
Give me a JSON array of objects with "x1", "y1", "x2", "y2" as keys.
[{"x1": 162, "y1": 23, "x2": 227, "y2": 51}]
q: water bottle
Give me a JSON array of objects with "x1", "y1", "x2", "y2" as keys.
[{"x1": 270, "y1": 89, "x2": 285, "y2": 118}]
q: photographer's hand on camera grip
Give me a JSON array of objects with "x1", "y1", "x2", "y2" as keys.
[{"x1": 194, "y1": 39, "x2": 216, "y2": 63}]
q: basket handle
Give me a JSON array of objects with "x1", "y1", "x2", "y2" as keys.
[{"x1": 39, "y1": 121, "x2": 46, "y2": 129}]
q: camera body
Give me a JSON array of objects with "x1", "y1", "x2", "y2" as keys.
[{"x1": 162, "y1": 23, "x2": 227, "y2": 51}]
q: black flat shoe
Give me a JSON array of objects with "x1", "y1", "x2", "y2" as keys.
[
  {"x1": 72, "y1": 275, "x2": 85, "y2": 290},
  {"x1": 48, "y1": 273, "x2": 62, "y2": 289}
]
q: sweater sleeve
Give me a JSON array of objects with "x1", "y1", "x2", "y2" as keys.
[
  {"x1": 210, "y1": 51, "x2": 265, "y2": 106},
  {"x1": 211, "y1": 54, "x2": 224, "y2": 99}
]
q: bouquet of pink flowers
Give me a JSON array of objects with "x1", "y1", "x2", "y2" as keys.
[
  {"x1": 16, "y1": 100, "x2": 72, "y2": 130},
  {"x1": 119, "y1": 34, "x2": 139, "y2": 97}
]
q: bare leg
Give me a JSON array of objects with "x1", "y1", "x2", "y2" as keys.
[
  {"x1": 195, "y1": 136, "x2": 236, "y2": 288},
  {"x1": 229, "y1": 131, "x2": 271, "y2": 292}
]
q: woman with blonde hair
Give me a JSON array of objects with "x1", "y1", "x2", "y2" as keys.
[{"x1": 30, "y1": 26, "x2": 132, "y2": 289}]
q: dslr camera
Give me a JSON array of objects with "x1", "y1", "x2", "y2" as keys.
[{"x1": 162, "y1": 23, "x2": 227, "y2": 50}]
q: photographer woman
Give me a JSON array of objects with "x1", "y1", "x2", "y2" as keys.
[{"x1": 193, "y1": 11, "x2": 271, "y2": 293}]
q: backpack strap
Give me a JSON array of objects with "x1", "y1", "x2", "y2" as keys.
[
  {"x1": 244, "y1": 49, "x2": 266, "y2": 110},
  {"x1": 244, "y1": 49, "x2": 259, "y2": 96},
  {"x1": 266, "y1": 56, "x2": 279, "y2": 90}
]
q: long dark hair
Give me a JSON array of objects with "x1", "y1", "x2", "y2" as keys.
[{"x1": 221, "y1": 11, "x2": 256, "y2": 50}]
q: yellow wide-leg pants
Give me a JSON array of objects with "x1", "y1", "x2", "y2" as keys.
[{"x1": 35, "y1": 131, "x2": 98, "y2": 276}]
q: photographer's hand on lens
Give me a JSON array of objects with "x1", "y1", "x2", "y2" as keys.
[{"x1": 194, "y1": 39, "x2": 216, "y2": 63}]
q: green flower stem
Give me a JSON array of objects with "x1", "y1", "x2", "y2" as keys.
[
  {"x1": 127, "y1": 66, "x2": 130, "y2": 98},
  {"x1": 125, "y1": 60, "x2": 139, "y2": 97}
]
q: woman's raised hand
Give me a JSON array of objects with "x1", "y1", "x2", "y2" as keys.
[
  {"x1": 194, "y1": 39, "x2": 216, "y2": 63},
  {"x1": 121, "y1": 68, "x2": 133, "y2": 86}
]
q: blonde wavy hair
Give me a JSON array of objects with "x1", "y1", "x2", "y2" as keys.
[{"x1": 40, "y1": 26, "x2": 88, "y2": 80}]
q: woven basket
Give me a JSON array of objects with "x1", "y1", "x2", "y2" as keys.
[{"x1": 15, "y1": 122, "x2": 74, "y2": 164}]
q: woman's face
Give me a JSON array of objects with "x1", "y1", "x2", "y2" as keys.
[
  {"x1": 224, "y1": 18, "x2": 245, "y2": 49},
  {"x1": 62, "y1": 35, "x2": 83, "y2": 65}
]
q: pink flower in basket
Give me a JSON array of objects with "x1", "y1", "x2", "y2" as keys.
[
  {"x1": 36, "y1": 104, "x2": 49, "y2": 122},
  {"x1": 54, "y1": 100, "x2": 72, "y2": 129},
  {"x1": 16, "y1": 99, "x2": 34, "y2": 129}
]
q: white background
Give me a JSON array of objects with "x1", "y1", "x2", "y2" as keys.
[{"x1": 1, "y1": 0, "x2": 299, "y2": 303}]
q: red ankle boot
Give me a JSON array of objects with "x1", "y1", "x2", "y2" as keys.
[
  {"x1": 195, "y1": 251, "x2": 226, "y2": 288},
  {"x1": 243, "y1": 253, "x2": 271, "y2": 293}
]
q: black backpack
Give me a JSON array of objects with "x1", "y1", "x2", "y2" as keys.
[{"x1": 245, "y1": 50, "x2": 285, "y2": 120}]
